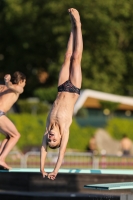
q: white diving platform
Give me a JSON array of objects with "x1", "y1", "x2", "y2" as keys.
[
  {"x1": 84, "y1": 182, "x2": 133, "y2": 190},
  {"x1": 1, "y1": 168, "x2": 133, "y2": 175}
]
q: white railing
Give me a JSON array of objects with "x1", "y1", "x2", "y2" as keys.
[{"x1": 7, "y1": 151, "x2": 133, "y2": 169}]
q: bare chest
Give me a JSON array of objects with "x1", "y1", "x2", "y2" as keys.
[{"x1": 48, "y1": 93, "x2": 78, "y2": 124}]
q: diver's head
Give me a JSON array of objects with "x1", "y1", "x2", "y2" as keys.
[{"x1": 47, "y1": 130, "x2": 61, "y2": 149}]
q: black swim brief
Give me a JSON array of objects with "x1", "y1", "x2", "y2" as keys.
[{"x1": 58, "y1": 80, "x2": 80, "y2": 95}]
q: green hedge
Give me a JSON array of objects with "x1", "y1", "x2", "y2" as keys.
[
  {"x1": 17, "y1": 100, "x2": 50, "y2": 114},
  {"x1": 106, "y1": 117, "x2": 133, "y2": 140},
  {"x1": 33, "y1": 87, "x2": 57, "y2": 103},
  {"x1": 69, "y1": 118, "x2": 95, "y2": 151},
  {"x1": 0, "y1": 114, "x2": 96, "y2": 152},
  {"x1": 5, "y1": 114, "x2": 47, "y2": 150}
]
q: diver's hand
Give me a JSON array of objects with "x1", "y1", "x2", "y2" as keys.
[
  {"x1": 4, "y1": 74, "x2": 11, "y2": 82},
  {"x1": 41, "y1": 170, "x2": 48, "y2": 178},
  {"x1": 48, "y1": 171, "x2": 57, "y2": 180}
]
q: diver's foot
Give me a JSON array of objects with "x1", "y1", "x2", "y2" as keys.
[
  {"x1": 0, "y1": 160, "x2": 11, "y2": 170},
  {"x1": 69, "y1": 8, "x2": 81, "y2": 27},
  {"x1": 68, "y1": 9, "x2": 76, "y2": 28}
]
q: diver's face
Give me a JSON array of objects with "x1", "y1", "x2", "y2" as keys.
[
  {"x1": 47, "y1": 130, "x2": 61, "y2": 148},
  {"x1": 19, "y1": 79, "x2": 26, "y2": 88}
]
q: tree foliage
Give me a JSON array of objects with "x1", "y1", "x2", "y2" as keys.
[
  {"x1": 106, "y1": 117, "x2": 133, "y2": 140},
  {"x1": 0, "y1": 0, "x2": 133, "y2": 97}
]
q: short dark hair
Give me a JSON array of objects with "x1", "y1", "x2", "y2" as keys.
[{"x1": 11, "y1": 71, "x2": 26, "y2": 84}]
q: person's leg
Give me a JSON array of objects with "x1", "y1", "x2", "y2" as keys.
[
  {"x1": 0, "y1": 115, "x2": 20, "y2": 169},
  {"x1": 58, "y1": 10, "x2": 75, "y2": 86},
  {"x1": 69, "y1": 8, "x2": 83, "y2": 89},
  {"x1": 0, "y1": 136, "x2": 9, "y2": 155}
]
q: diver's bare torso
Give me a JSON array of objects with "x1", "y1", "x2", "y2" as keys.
[
  {"x1": 47, "y1": 92, "x2": 79, "y2": 131},
  {"x1": 0, "y1": 85, "x2": 19, "y2": 112}
]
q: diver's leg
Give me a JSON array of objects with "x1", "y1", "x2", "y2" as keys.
[
  {"x1": 69, "y1": 8, "x2": 83, "y2": 88},
  {"x1": 0, "y1": 115, "x2": 20, "y2": 169},
  {"x1": 58, "y1": 10, "x2": 75, "y2": 86}
]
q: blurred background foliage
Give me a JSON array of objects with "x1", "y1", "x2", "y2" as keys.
[
  {"x1": 0, "y1": 0, "x2": 133, "y2": 98},
  {"x1": 17, "y1": 99, "x2": 50, "y2": 114},
  {"x1": 106, "y1": 118, "x2": 133, "y2": 140}
]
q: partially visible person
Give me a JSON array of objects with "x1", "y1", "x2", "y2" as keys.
[
  {"x1": 120, "y1": 134, "x2": 132, "y2": 156},
  {"x1": 0, "y1": 71, "x2": 26, "y2": 169},
  {"x1": 87, "y1": 135, "x2": 97, "y2": 155}
]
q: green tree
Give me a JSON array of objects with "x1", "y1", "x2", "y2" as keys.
[{"x1": 0, "y1": 0, "x2": 133, "y2": 98}]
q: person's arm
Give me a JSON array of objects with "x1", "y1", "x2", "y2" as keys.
[
  {"x1": 0, "y1": 85, "x2": 5, "y2": 92},
  {"x1": 48, "y1": 129, "x2": 69, "y2": 180},
  {"x1": 40, "y1": 132, "x2": 48, "y2": 177},
  {"x1": 4, "y1": 74, "x2": 23, "y2": 94}
]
